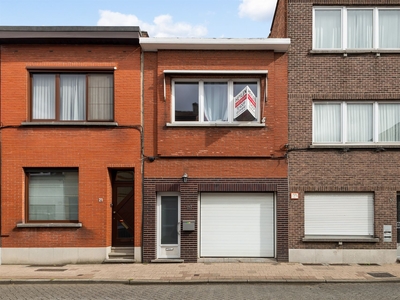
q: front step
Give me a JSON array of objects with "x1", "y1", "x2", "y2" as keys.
[{"x1": 103, "y1": 247, "x2": 135, "y2": 264}]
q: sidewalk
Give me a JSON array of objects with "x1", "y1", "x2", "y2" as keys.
[{"x1": 0, "y1": 262, "x2": 399, "y2": 284}]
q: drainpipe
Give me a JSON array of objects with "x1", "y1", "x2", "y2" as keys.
[{"x1": 140, "y1": 48, "x2": 145, "y2": 264}]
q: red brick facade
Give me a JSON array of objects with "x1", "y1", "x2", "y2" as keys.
[
  {"x1": 0, "y1": 38, "x2": 143, "y2": 262},
  {"x1": 142, "y1": 47, "x2": 289, "y2": 262}
]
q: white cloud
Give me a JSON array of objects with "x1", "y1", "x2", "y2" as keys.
[
  {"x1": 97, "y1": 10, "x2": 207, "y2": 38},
  {"x1": 238, "y1": 0, "x2": 277, "y2": 21}
]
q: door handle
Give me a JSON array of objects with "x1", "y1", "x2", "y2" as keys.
[{"x1": 177, "y1": 222, "x2": 181, "y2": 235}]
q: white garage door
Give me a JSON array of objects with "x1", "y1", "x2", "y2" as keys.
[{"x1": 200, "y1": 193, "x2": 274, "y2": 257}]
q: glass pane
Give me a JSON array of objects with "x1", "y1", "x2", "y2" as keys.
[
  {"x1": 347, "y1": 10, "x2": 373, "y2": 49},
  {"x1": 29, "y1": 171, "x2": 78, "y2": 221},
  {"x1": 233, "y1": 82, "x2": 257, "y2": 121},
  {"x1": 379, "y1": 10, "x2": 400, "y2": 48},
  {"x1": 60, "y1": 74, "x2": 86, "y2": 120},
  {"x1": 117, "y1": 186, "x2": 132, "y2": 205},
  {"x1": 115, "y1": 171, "x2": 134, "y2": 182},
  {"x1": 204, "y1": 82, "x2": 228, "y2": 121},
  {"x1": 313, "y1": 103, "x2": 341, "y2": 142},
  {"x1": 88, "y1": 74, "x2": 114, "y2": 121},
  {"x1": 314, "y1": 10, "x2": 341, "y2": 49},
  {"x1": 117, "y1": 220, "x2": 133, "y2": 238},
  {"x1": 379, "y1": 104, "x2": 400, "y2": 142},
  {"x1": 32, "y1": 74, "x2": 56, "y2": 119},
  {"x1": 347, "y1": 104, "x2": 373, "y2": 142},
  {"x1": 174, "y1": 82, "x2": 199, "y2": 121},
  {"x1": 161, "y1": 196, "x2": 178, "y2": 245}
]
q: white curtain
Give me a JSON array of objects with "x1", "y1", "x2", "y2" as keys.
[
  {"x1": 315, "y1": 10, "x2": 341, "y2": 49},
  {"x1": 314, "y1": 103, "x2": 341, "y2": 142},
  {"x1": 88, "y1": 74, "x2": 113, "y2": 121},
  {"x1": 347, "y1": 104, "x2": 373, "y2": 142},
  {"x1": 32, "y1": 74, "x2": 55, "y2": 119},
  {"x1": 379, "y1": 10, "x2": 400, "y2": 48},
  {"x1": 204, "y1": 83, "x2": 228, "y2": 122},
  {"x1": 29, "y1": 171, "x2": 78, "y2": 221},
  {"x1": 347, "y1": 10, "x2": 373, "y2": 49},
  {"x1": 379, "y1": 104, "x2": 400, "y2": 141},
  {"x1": 60, "y1": 75, "x2": 86, "y2": 120}
]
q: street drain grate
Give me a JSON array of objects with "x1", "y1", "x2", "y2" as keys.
[
  {"x1": 35, "y1": 269, "x2": 67, "y2": 272},
  {"x1": 359, "y1": 263, "x2": 380, "y2": 266},
  {"x1": 368, "y1": 272, "x2": 396, "y2": 278},
  {"x1": 302, "y1": 263, "x2": 324, "y2": 266},
  {"x1": 194, "y1": 274, "x2": 200, "y2": 276},
  {"x1": 28, "y1": 265, "x2": 66, "y2": 267},
  {"x1": 329, "y1": 264, "x2": 350, "y2": 266}
]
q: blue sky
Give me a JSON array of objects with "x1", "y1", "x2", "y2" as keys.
[{"x1": 0, "y1": 0, "x2": 277, "y2": 38}]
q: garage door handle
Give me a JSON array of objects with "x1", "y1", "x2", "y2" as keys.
[{"x1": 177, "y1": 222, "x2": 181, "y2": 235}]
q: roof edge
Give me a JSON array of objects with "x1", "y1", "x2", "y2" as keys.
[{"x1": 139, "y1": 38, "x2": 290, "y2": 52}]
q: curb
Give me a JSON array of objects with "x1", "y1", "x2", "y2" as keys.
[{"x1": 0, "y1": 278, "x2": 399, "y2": 285}]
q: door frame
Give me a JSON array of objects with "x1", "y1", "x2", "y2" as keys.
[
  {"x1": 156, "y1": 192, "x2": 181, "y2": 259},
  {"x1": 111, "y1": 169, "x2": 134, "y2": 247}
]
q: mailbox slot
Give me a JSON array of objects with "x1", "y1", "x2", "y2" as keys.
[{"x1": 182, "y1": 220, "x2": 195, "y2": 231}]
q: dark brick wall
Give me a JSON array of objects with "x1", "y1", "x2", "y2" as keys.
[
  {"x1": 143, "y1": 177, "x2": 288, "y2": 262},
  {"x1": 283, "y1": 0, "x2": 400, "y2": 252}
]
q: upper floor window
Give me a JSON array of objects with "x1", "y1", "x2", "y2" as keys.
[
  {"x1": 313, "y1": 102, "x2": 400, "y2": 144},
  {"x1": 313, "y1": 7, "x2": 400, "y2": 50},
  {"x1": 31, "y1": 73, "x2": 114, "y2": 121},
  {"x1": 172, "y1": 79, "x2": 260, "y2": 124}
]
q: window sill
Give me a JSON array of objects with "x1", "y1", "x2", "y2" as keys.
[
  {"x1": 166, "y1": 122, "x2": 265, "y2": 128},
  {"x1": 16, "y1": 223, "x2": 82, "y2": 228},
  {"x1": 21, "y1": 121, "x2": 118, "y2": 127},
  {"x1": 310, "y1": 144, "x2": 400, "y2": 149},
  {"x1": 302, "y1": 236, "x2": 379, "y2": 243},
  {"x1": 310, "y1": 49, "x2": 400, "y2": 54}
]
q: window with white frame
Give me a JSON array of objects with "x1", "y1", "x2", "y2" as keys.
[
  {"x1": 172, "y1": 79, "x2": 260, "y2": 123},
  {"x1": 26, "y1": 169, "x2": 79, "y2": 222},
  {"x1": 304, "y1": 193, "x2": 374, "y2": 238},
  {"x1": 313, "y1": 102, "x2": 400, "y2": 144},
  {"x1": 313, "y1": 7, "x2": 400, "y2": 50}
]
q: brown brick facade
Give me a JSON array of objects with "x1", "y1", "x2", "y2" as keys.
[
  {"x1": 143, "y1": 177, "x2": 288, "y2": 262},
  {"x1": 271, "y1": 0, "x2": 400, "y2": 260}
]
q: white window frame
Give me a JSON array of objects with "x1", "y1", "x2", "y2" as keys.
[
  {"x1": 304, "y1": 192, "x2": 374, "y2": 239},
  {"x1": 313, "y1": 7, "x2": 400, "y2": 50},
  {"x1": 170, "y1": 77, "x2": 261, "y2": 125},
  {"x1": 313, "y1": 101, "x2": 400, "y2": 145}
]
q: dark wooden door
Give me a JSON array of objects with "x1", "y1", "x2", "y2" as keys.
[{"x1": 112, "y1": 171, "x2": 134, "y2": 247}]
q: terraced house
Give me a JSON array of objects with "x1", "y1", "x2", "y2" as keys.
[
  {"x1": 141, "y1": 37, "x2": 290, "y2": 262},
  {"x1": 271, "y1": 0, "x2": 400, "y2": 263},
  {"x1": 0, "y1": 27, "x2": 143, "y2": 264}
]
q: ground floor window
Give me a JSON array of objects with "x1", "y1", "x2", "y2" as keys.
[
  {"x1": 304, "y1": 192, "x2": 374, "y2": 237},
  {"x1": 26, "y1": 169, "x2": 78, "y2": 222}
]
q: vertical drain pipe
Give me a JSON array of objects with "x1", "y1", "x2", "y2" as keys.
[{"x1": 140, "y1": 46, "x2": 145, "y2": 263}]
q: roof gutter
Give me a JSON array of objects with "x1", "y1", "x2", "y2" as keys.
[{"x1": 140, "y1": 37, "x2": 290, "y2": 52}]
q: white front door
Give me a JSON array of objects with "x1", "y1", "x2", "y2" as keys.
[{"x1": 157, "y1": 193, "x2": 180, "y2": 258}]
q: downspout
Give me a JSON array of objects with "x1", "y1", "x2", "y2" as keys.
[
  {"x1": 0, "y1": 45, "x2": 2, "y2": 265},
  {"x1": 140, "y1": 48, "x2": 145, "y2": 264}
]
